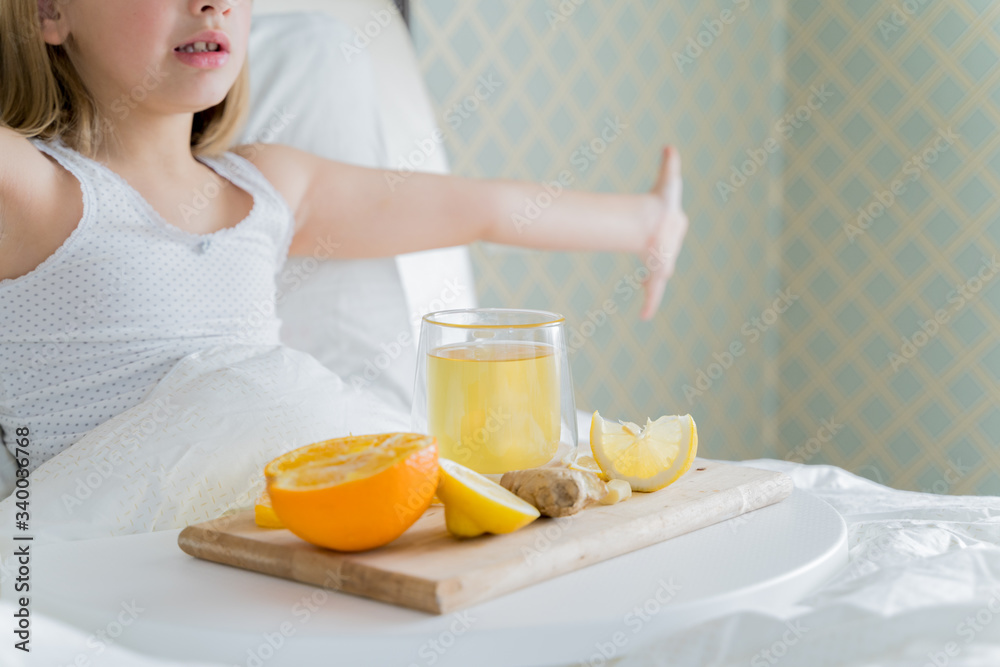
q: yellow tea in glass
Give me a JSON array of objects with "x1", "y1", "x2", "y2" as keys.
[
  {"x1": 427, "y1": 341, "x2": 560, "y2": 472},
  {"x1": 412, "y1": 309, "x2": 578, "y2": 475}
]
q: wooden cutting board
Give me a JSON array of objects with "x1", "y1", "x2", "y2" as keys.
[{"x1": 177, "y1": 459, "x2": 792, "y2": 614}]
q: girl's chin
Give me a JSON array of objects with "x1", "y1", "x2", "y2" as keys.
[{"x1": 171, "y1": 89, "x2": 237, "y2": 113}]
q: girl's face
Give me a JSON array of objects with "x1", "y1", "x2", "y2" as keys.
[{"x1": 42, "y1": 0, "x2": 251, "y2": 118}]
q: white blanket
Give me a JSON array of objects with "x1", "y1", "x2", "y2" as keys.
[
  {"x1": 0, "y1": 344, "x2": 409, "y2": 549},
  {"x1": 622, "y1": 459, "x2": 1000, "y2": 666}
]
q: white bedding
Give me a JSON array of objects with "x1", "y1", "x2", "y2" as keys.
[{"x1": 622, "y1": 459, "x2": 1000, "y2": 666}]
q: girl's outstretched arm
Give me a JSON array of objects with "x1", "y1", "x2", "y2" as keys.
[{"x1": 242, "y1": 144, "x2": 687, "y2": 320}]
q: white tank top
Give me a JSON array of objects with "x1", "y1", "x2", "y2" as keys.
[{"x1": 0, "y1": 136, "x2": 295, "y2": 470}]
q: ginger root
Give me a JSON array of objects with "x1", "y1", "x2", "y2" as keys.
[
  {"x1": 600, "y1": 479, "x2": 632, "y2": 505},
  {"x1": 500, "y1": 468, "x2": 608, "y2": 517}
]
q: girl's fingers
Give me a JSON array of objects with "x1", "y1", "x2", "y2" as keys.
[
  {"x1": 664, "y1": 148, "x2": 683, "y2": 211},
  {"x1": 639, "y1": 215, "x2": 686, "y2": 320},
  {"x1": 653, "y1": 147, "x2": 681, "y2": 195},
  {"x1": 639, "y1": 242, "x2": 677, "y2": 320},
  {"x1": 640, "y1": 266, "x2": 669, "y2": 321},
  {"x1": 653, "y1": 146, "x2": 672, "y2": 194},
  {"x1": 641, "y1": 146, "x2": 686, "y2": 321}
]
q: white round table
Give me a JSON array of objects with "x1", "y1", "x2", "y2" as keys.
[{"x1": 33, "y1": 489, "x2": 846, "y2": 666}]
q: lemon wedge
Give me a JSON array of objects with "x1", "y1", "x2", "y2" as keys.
[
  {"x1": 590, "y1": 411, "x2": 698, "y2": 492},
  {"x1": 436, "y1": 458, "x2": 540, "y2": 537},
  {"x1": 254, "y1": 489, "x2": 284, "y2": 529}
]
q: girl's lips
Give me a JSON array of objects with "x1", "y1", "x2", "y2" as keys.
[
  {"x1": 173, "y1": 29, "x2": 231, "y2": 69},
  {"x1": 173, "y1": 49, "x2": 229, "y2": 69}
]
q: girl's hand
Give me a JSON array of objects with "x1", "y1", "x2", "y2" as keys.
[{"x1": 639, "y1": 146, "x2": 689, "y2": 321}]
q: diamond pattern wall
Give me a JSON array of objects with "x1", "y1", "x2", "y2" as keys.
[
  {"x1": 778, "y1": 0, "x2": 1000, "y2": 493},
  {"x1": 411, "y1": 0, "x2": 787, "y2": 461}
]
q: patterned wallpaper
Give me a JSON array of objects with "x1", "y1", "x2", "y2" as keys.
[
  {"x1": 776, "y1": 0, "x2": 1000, "y2": 494},
  {"x1": 411, "y1": 0, "x2": 788, "y2": 462}
]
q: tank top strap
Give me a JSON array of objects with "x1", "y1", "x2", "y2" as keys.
[
  {"x1": 28, "y1": 136, "x2": 99, "y2": 223},
  {"x1": 196, "y1": 149, "x2": 297, "y2": 267},
  {"x1": 8, "y1": 137, "x2": 102, "y2": 288}
]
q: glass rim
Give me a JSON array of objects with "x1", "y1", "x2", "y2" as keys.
[{"x1": 422, "y1": 307, "x2": 565, "y2": 329}]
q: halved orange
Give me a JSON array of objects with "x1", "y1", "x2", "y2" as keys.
[{"x1": 265, "y1": 433, "x2": 438, "y2": 552}]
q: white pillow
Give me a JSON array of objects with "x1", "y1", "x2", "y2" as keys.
[{"x1": 242, "y1": 12, "x2": 417, "y2": 413}]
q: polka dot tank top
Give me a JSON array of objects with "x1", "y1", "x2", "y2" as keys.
[{"x1": 0, "y1": 136, "x2": 296, "y2": 471}]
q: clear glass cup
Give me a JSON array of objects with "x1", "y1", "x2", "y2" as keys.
[{"x1": 412, "y1": 308, "x2": 578, "y2": 475}]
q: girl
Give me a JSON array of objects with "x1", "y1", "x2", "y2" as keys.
[{"x1": 0, "y1": 0, "x2": 688, "y2": 479}]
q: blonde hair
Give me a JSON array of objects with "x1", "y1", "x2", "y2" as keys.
[{"x1": 0, "y1": 0, "x2": 249, "y2": 158}]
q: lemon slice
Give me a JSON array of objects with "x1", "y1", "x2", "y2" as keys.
[
  {"x1": 590, "y1": 411, "x2": 698, "y2": 492},
  {"x1": 436, "y1": 458, "x2": 540, "y2": 537},
  {"x1": 254, "y1": 489, "x2": 284, "y2": 529}
]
